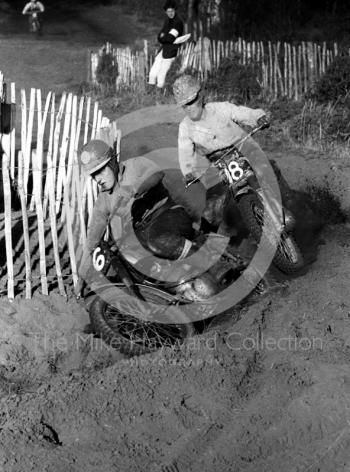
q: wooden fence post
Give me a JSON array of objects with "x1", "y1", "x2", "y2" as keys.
[
  {"x1": 293, "y1": 45, "x2": 298, "y2": 101},
  {"x1": 10, "y1": 83, "x2": 16, "y2": 181},
  {"x1": 0, "y1": 73, "x2": 14, "y2": 299},
  {"x1": 32, "y1": 90, "x2": 52, "y2": 295},
  {"x1": 24, "y1": 88, "x2": 35, "y2": 203},
  {"x1": 2, "y1": 151, "x2": 14, "y2": 299},
  {"x1": 46, "y1": 97, "x2": 66, "y2": 297},
  {"x1": 307, "y1": 42, "x2": 315, "y2": 93},
  {"x1": 302, "y1": 42, "x2": 308, "y2": 94},
  {"x1": 288, "y1": 43, "x2": 293, "y2": 99},
  {"x1": 17, "y1": 150, "x2": 32, "y2": 298},
  {"x1": 56, "y1": 93, "x2": 73, "y2": 215},
  {"x1": 268, "y1": 41, "x2": 273, "y2": 96}
]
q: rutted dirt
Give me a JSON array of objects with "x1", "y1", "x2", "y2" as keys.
[
  {"x1": 0, "y1": 2, "x2": 349, "y2": 472},
  {"x1": 0, "y1": 223, "x2": 350, "y2": 471}
]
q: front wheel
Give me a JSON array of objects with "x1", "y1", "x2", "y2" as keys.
[
  {"x1": 89, "y1": 284, "x2": 195, "y2": 356},
  {"x1": 29, "y1": 17, "x2": 41, "y2": 34},
  {"x1": 237, "y1": 193, "x2": 304, "y2": 274},
  {"x1": 30, "y1": 21, "x2": 38, "y2": 32}
]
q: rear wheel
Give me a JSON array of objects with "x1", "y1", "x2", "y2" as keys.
[
  {"x1": 89, "y1": 284, "x2": 195, "y2": 356},
  {"x1": 238, "y1": 193, "x2": 304, "y2": 273}
]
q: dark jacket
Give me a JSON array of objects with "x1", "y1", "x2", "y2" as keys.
[{"x1": 158, "y1": 14, "x2": 184, "y2": 59}]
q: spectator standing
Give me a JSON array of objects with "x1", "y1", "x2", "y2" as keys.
[{"x1": 148, "y1": 0, "x2": 184, "y2": 89}]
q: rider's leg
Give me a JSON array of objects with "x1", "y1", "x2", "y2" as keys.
[
  {"x1": 163, "y1": 170, "x2": 206, "y2": 227},
  {"x1": 202, "y1": 182, "x2": 227, "y2": 227},
  {"x1": 202, "y1": 182, "x2": 241, "y2": 238}
]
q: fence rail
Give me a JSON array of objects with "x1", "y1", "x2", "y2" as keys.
[
  {"x1": 90, "y1": 37, "x2": 345, "y2": 100},
  {"x1": 0, "y1": 73, "x2": 121, "y2": 299}
]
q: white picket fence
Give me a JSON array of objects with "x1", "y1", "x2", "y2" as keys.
[
  {"x1": 0, "y1": 72, "x2": 121, "y2": 299},
  {"x1": 91, "y1": 37, "x2": 343, "y2": 100}
]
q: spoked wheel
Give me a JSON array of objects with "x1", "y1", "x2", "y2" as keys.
[
  {"x1": 89, "y1": 284, "x2": 194, "y2": 356},
  {"x1": 238, "y1": 193, "x2": 304, "y2": 274},
  {"x1": 30, "y1": 18, "x2": 41, "y2": 34},
  {"x1": 272, "y1": 232, "x2": 304, "y2": 273}
]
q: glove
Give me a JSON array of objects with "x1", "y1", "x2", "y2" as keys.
[
  {"x1": 257, "y1": 115, "x2": 270, "y2": 130},
  {"x1": 184, "y1": 172, "x2": 196, "y2": 187}
]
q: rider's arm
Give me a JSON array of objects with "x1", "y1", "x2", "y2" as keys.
[
  {"x1": 22, "y1": 3, "x2": 30, "y2": 14},
  {"x1": 37, "y1": 1, "x2": 45, "y2": 12},
  {"x1": 78, "y1": 195, "x2": 110, "y2": 279},
  {"x1": 107, "y1": 157, "x2": 164, "y2": 224},
  {"x1": 131, "y1": 157, "x2": 164, "y2": 196},
  {"x1": 178, "y1": 120, "x2": 196, "y2": 177},
  {"x1": 226, "y1": 102, "x2": 266, "y2": 128}
]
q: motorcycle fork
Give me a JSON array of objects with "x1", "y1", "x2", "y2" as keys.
[
  {"x1": 111, "y1": 255, "x2": 146, "y2": 300},
  {"x1": 257, "y1": 188, "x2": 284, "y2": 227}
]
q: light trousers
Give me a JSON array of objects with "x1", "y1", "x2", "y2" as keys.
[{"x1": 148, "y1": 51, "x2": 175, "y2": 88}]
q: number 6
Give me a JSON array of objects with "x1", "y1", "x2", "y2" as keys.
[{"x1": 93, "y1": 247, "x2": 105, "y2": 272}]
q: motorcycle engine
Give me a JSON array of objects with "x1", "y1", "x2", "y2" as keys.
[
  {"x1": 175, "y1": 273, "x2": 219, "y2": 302},
  {"x1": 283, "y1": 208, "x2": 296, "y2": 232}
]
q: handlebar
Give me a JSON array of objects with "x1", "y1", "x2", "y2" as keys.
[
  {"x1": 185, "y1": 123, "x2": 266, "y2": 188},
  {"x1": 234, "y1": 123, "x2": 266, "y2": 151},
  {"x1": 23, "y1": 10, "x2": 42, "y2": 14}
]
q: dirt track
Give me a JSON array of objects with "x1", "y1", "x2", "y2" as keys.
[
  {"x1": 0, "y1": 3, "x2": 349, "y2": 471},
  {"x1": 0, "y1": 222, "x2": 349, "y2": 471}
]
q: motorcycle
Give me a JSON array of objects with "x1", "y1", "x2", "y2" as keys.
[
  {"x1": 84, "y1": 228, "x2": 259, "y2": 356},
  {"x1": 25, "y1": 10, "x2": 42, "y2": 34},
  {"x1": 186, "y1": 124, "x2": 304, "y2": 274}
]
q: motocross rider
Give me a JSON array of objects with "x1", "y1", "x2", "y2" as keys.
[
  {"x1": 75, "y1": 140, "x2": 202, "y2": 296},
  {"x1": 173, "y1": 74, "x2": 269, "y2": 185},
  {"x1": 172, "y1": 74, "x2": 282, "y2": 288},
  {"x1": 22, "y1": 0, "x2": 44, "y2": 31},
  {"x1": 172, "y1": 73, "x2": 270, "y2": 236}
]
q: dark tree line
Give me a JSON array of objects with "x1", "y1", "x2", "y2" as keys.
[{"x1": 185, "y1": 0, "x2": 350, "y2": 40}]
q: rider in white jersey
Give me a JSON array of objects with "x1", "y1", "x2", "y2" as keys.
[
  {"x1": 173, "y1": 74, "x2": 268, "y2": 185},
  {"x1": 22, "y1": 0, "x2": 45, "y2": 15}
]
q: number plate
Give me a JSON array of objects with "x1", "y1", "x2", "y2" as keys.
[
  {"x1": 93, "y1": 247, "x2": 105, "y2": 272},
  {"x1": 224, "y1": 158, "x2": 244, "y2": 183}
]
